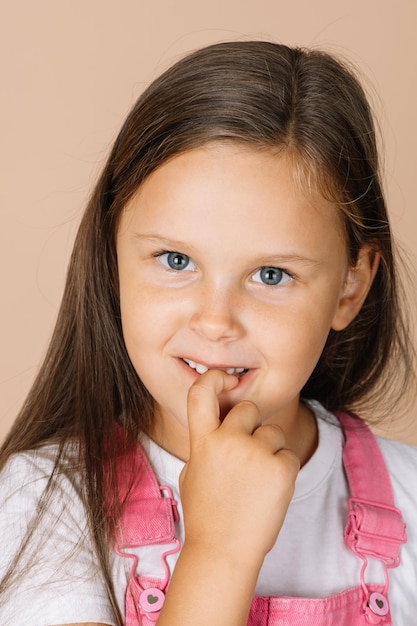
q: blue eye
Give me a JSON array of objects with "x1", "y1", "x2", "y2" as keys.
[
  {"x1": 252, "y1": 266, "x2": 292, "y2": 286},
  {"x1": 158, "y1": 251, "x2": 195, "y2": 271}
]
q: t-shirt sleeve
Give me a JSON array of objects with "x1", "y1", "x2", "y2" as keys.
[{"x1": 0, "y1": 448, "x2": 117, "y2": 626}]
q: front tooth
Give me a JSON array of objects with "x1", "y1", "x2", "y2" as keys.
[
  {"x1": 195, "y1": 363, "x2": 209, "y2": 374},
  {"x1": 226, "y1": 368, "x2": 236, "y2": 374},
  {"x1": 235, "y1": 368, "x2": 245, "y2": 374}
]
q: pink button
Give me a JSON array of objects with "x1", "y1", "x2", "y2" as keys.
[
  {"x1": 368, "y1": 592, "x2": 389, "y2": 617},
  {"x1": 139, "y1": 587, "x2": 165, "y2": 613}
]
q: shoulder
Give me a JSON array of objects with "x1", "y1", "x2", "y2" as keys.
[
  {"x1": 310, "y1": 401, "x2": 417, "y2": 483},
  {"x1": 376, "y1": 433, "x2": 417, "y2": 467},
  {"x1": 375, "y1": 435, "x2": 417, "y2": 510},
  {"x1": 0, "y1": 443, "x2": 90, "y2": 572},
  {"x1": 376, "y1": 434, "x2": 417, "y2": 483},
  {"x1": 0, "y1": 444, "x2": 86, "y2": 553},
  {"x1": 310, "y1": 401, "x2": 417, "y2": 511},
  {"x1": 1, "y1": 446, "x2": 57, "y2": 504},
  {"x1": 1, "y1": 444, "x2": 59, "y2": 482},
  {"x1": 0, "y1": 441, "x2": 80, "y2": 477},
  {"x1": 0, "y1": 443, "x2": 83, "y2": 510}
]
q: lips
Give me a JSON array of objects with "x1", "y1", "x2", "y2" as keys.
[{"x1": 182, "y1": 358, "x2": 248, "y2": 377}]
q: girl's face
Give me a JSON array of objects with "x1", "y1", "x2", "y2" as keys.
[{"x1": 117, "y1": 144, "x2": 371, "y2": 460}]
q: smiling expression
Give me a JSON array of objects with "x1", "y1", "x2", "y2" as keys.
[{"x1": 116, "y1": 144, "x2": 370, "y2": 460}]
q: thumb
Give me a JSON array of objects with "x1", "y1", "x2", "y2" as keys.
[{"x1": 187, "y1": 369, "x2": 238, "y2": 444}]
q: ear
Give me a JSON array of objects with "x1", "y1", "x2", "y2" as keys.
[{"x1": 331, "y1": 246, "x2": 380, "y2": 331}]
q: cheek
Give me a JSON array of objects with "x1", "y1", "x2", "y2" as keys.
[
  {"x1": 119, "y1": 288, "x2": 153, "y2": 362},
  {"x1": 119, "y1": 286, "x2": 179, "y2": 362},
  {"x1": 262, "y1": 304, "x2": 335, "y2": 369}
]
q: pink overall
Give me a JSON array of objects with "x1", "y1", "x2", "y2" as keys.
[{"x1": 112, "y1": 414, "x2": 406, "y2": 625}]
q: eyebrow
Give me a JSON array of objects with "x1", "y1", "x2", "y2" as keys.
[
  {"x1": 133, "y1": 233, "x2": 193, "y2": 250},
  {"x1": 133, "y1": 232, "x2": 321, "y2": 266}
]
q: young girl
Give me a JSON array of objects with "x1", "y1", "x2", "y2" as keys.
[{"x1": 0, "y1": 41, "x2": 416, "y2": 626}]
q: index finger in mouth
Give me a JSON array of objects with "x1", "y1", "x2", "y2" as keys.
[{"x1": 187, "y1": 369, "x2": 239, "y2": 442}]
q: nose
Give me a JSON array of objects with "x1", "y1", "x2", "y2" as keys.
[{"x1": 188, "y1": 283, "x2": 244, "y2": 342}]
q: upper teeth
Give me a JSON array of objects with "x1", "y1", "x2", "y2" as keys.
[{"x1": 183, "y1": 358, "x2": 246, "y2": 376}]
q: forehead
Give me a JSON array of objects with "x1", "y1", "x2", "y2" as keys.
[{"x1": 118, "y1": 144, "x2": 345, "y2": 255}]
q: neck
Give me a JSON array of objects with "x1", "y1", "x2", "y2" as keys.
[{"x1": 289, "y1": 402, "x2": 318, "y2": 467}]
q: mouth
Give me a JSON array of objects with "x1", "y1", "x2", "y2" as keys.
[{"x1": 182, "y1": 358, "x2": 249, "y2": 378}]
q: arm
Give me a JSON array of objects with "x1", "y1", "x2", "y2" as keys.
[{"x1": 157, "y1": 370, "x2": 300, "y2": 626}]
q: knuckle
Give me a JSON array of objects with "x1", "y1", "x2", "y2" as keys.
[
  {"x1": 281, "y1": 448, "x2": 301, "y2": 473},
  {"x1": 263, "y1": 423, "x2": 285, "y2": 437},
  {"x1": 271, "y1": 448, "x2": 300, "y2": 475},
  {"x1": 236, "y1": 399, "x2": 259, "y2": 412}
]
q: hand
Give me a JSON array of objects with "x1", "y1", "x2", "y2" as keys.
[{"x1": 179, "y1": 369, "x2": 300, "y2": 569}]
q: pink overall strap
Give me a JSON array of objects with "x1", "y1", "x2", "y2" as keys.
[
  {"x1": 111, "y1": 437, "x2": 179, "y2": 625},
  {"x1": 338, "y1": 412, "x2": 395, "y2": 503},
  {"x1": 113, "y1": 439, "x2": 177, "y2": 548},
  {"x1": 336, "y1": 412, "x2": 407, "y2": 621}
]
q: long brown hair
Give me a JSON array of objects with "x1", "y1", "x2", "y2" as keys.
[{"x1": 1, "y1": 41, "x2": 414, "y2": 623}]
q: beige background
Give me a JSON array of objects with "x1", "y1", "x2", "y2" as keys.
[{"x1": 1, "y1": 0, "x2": 416, "y2": 444}]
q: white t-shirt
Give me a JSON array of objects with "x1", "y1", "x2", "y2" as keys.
[{"x1": 0, "y1": 402, "x2": 416, "y2": 625}]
